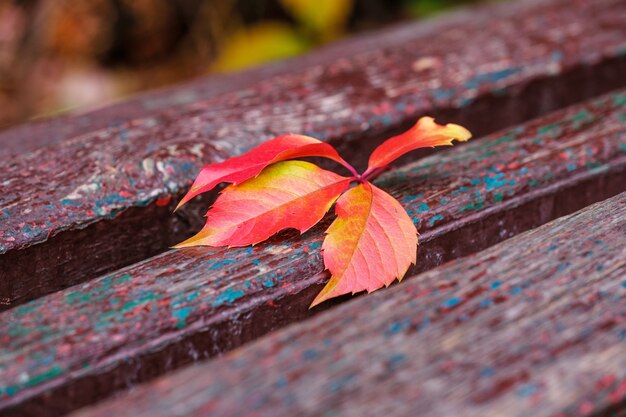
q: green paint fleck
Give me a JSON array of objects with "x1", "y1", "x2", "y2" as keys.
[
  {"x1": 571, "y1": 110, "x2": 593, "y2": 123},
  {"x1": 613, "y1": 94, "x2": 626, "y2": 107},
  {"x1": 117, "y1": 273, "x2": 132, "y2": 284},
  {"x1": 173, "y1": 306, "x2": 192, "y2": 328},
  {"x1": 25, "y1": 365, "x2": 63, "y2": 388},
  {"x1": 538, "y1": 123, "x2": 562, "y2": 138}
]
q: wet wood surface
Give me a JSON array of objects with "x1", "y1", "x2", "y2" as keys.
[
  {"x1": 2, "y1": 0, "x2": 626, "y2": 308},
  {"x1": 1, "y1": 90, "x2": 625, "y2": 417},
  {"x1": 69, "y1": 192, "x2": 626, "y2": 417}
]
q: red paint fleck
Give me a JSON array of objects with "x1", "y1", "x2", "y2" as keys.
[
  {"x1": 579, "y1": 401, "x2": 595, "y2": 415},
  {"x1": 58, "y1": 344, "x2": 72, "y2": 355},
  {"x1": 119, "y1": 191, "x2": 134, "y2": 198},
  {"x1": 608, "y1": 380, "x2": 626, "y2": 403},
  {"x1": 156, "y1": 196, "x2": 172, "y2": 207},
  {"x1": 596, "y1": 373, "x2": 616, "y2": 389}
]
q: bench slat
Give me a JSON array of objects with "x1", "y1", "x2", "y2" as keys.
[
  {"x1": 1, "y1": 90, "x2": 625, "y2": 417},
  {"x1": 69, "y1": 191, "x2": 626, "y2": 417},
  {"x1": 2, "y1": 0, "x2": 626, "y2": 308}
]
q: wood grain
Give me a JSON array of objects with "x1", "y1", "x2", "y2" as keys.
[
  {"x1": 69, "y1": 192, "x2": 626, "y2": 417},
  {"x1": 1, "y1": 90, "x2": 625, "y2": 416},
  {"x1": 2, "y1": 0, "x2": 626, "y2": 307}
]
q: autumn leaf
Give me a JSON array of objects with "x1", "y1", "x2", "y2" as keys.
[
  {"x1": 310, "y1": 182, "x2": 417, "y2": 307},
  {"x1": 175, "y1": 116, "x2": 471, "y2": 306},
  {"x1": 175, "y1": 161, "x2": 351, "y2": 247},
  {"x1": 363, "y1": 116, "x2": 471, "y2": 178},
  {"x1": 176, "y1": 133, "x2": 355, "y2": 210}
]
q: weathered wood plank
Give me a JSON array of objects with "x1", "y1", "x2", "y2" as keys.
[
  {"x1": 2, "y1": 0, "x2": 626, "y2": 308},
  {"x1": 1, "y1": 90, "x2": 625, "y2": 417},
  {"x1": 68, "y1": 192, "x2": 626, "y2": 417},
  {"x1": 1, "y1": 0, "x2": 625, "y2": 158}
]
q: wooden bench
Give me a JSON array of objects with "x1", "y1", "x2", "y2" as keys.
[
  {"x1": 68, "y1": 191, "x2": 626, "y2": 417},
  {"x1": 1, "y1": 0, "x2": 626, "y2": 416},
  {"x1": 1, "y1": 89, "x2": 625, "y2": 417},
  {"x1": 2, "y1": 0, "x2": 626, "y2": 309}
]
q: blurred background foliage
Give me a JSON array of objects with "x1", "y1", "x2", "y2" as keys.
[{"x1": 0, "y1": 0, "x2": 485, "y2": 129}]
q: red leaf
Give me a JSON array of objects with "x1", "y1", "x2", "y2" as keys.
[
  {"x1": 310, "y1": 181, "x2": 417, "y2": 307},
  {"x1": 176, "y1": 134, "x2": 355, "y2": 210},
  {"x1": 174, "y1": 161, "x2": 351, "y2": 248},
  {"x1": 363, "y1": 117, "x2": 471, "y2": 178}
]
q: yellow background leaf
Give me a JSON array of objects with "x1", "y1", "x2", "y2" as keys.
[
  {"x1": 212, "y1": 22, "x2": 310, "y2": 73},
  {"x1": 280, "y1": 0, "x2": 353, "y2": 39}
]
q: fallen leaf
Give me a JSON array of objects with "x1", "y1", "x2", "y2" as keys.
[
  {"x1": 176, "y1": 116, "x2": 470, "y2": 306},
  {"x1": 175, "y1": 161, "x2": 351, "y2": 247},
  {"x1": 364, "y1": 117, "x2": 471, "y2": 178},
  {"x1": 310, "y1": 181, "x2": 417, "y2": 307},
  {"x1": 176, "y1": 134, "x2": 355, "y2": 210}
]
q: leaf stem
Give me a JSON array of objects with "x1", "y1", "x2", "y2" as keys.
[
  {"x1": 341, "y1": 160, "x2": 360, "y2": 178},
  {"x1": 361, "y1": 166, "x2": 390, "y2": 182}
]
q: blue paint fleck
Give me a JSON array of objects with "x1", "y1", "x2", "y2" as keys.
[
  {"x1": 551, "y1": 50, "x2": 564, "y2": 61},
  {"x1": 464, "y1": 67, "x2": 521, "y2": 89},
  {"x1": 275, "y1": 376, "x2": 288, "y2": 388},
  {"x1": 212, "y1": 288, "x2": 245, "y2": 307},
  {"x1": 386, "y1": 318, "x2": 411, "y2": 335},
  {"x1": 442, "y1": 297, "x2": 461, "y2": 308},
  {"x1": 428, "y1": 214, "x2": 444, "y2": 227},
  {"x1": 173, "y1": 306, "x2": 192, "y2": 328},
  {"x1": 309, "y1": 241, "x2": 322, "y2": 250},
  {"x1": 517, "y1": 383, "x2": 538, "y2": 397},
  {"x1": 388, "y1": 353, "x2": 407, "y2": 370},
  {"x1": 210, "y1": 259, "x2": 237, "y2": 270},
  {"x1": 432, "y1": 88, "x2": 455, "y2": 101},
  {"x1": 302, "y1": 349, "x2": 320, "y2": 360},
  {"x1": 61, "y1": 199, "x2": 82, "y2": 207},
  {"x1": 490, "y1": 281, "x2": 501, "y2": 289},
  {"x1": 329, "y1": 374, "x2": 357, "y2": 392},
  {"x1": 479, "y1": 298, "x2": 493, "y2": 308}
]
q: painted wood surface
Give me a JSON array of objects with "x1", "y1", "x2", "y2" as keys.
[
  {"x1": 69, "y1": 192, "x2": 626, "y2": 417},
  {"x1": 2, "y1": 0, "x2": 626, "y2": 308},
  {"x1": 1, "y1": 90, "x2": 625, "y2": 417}
]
